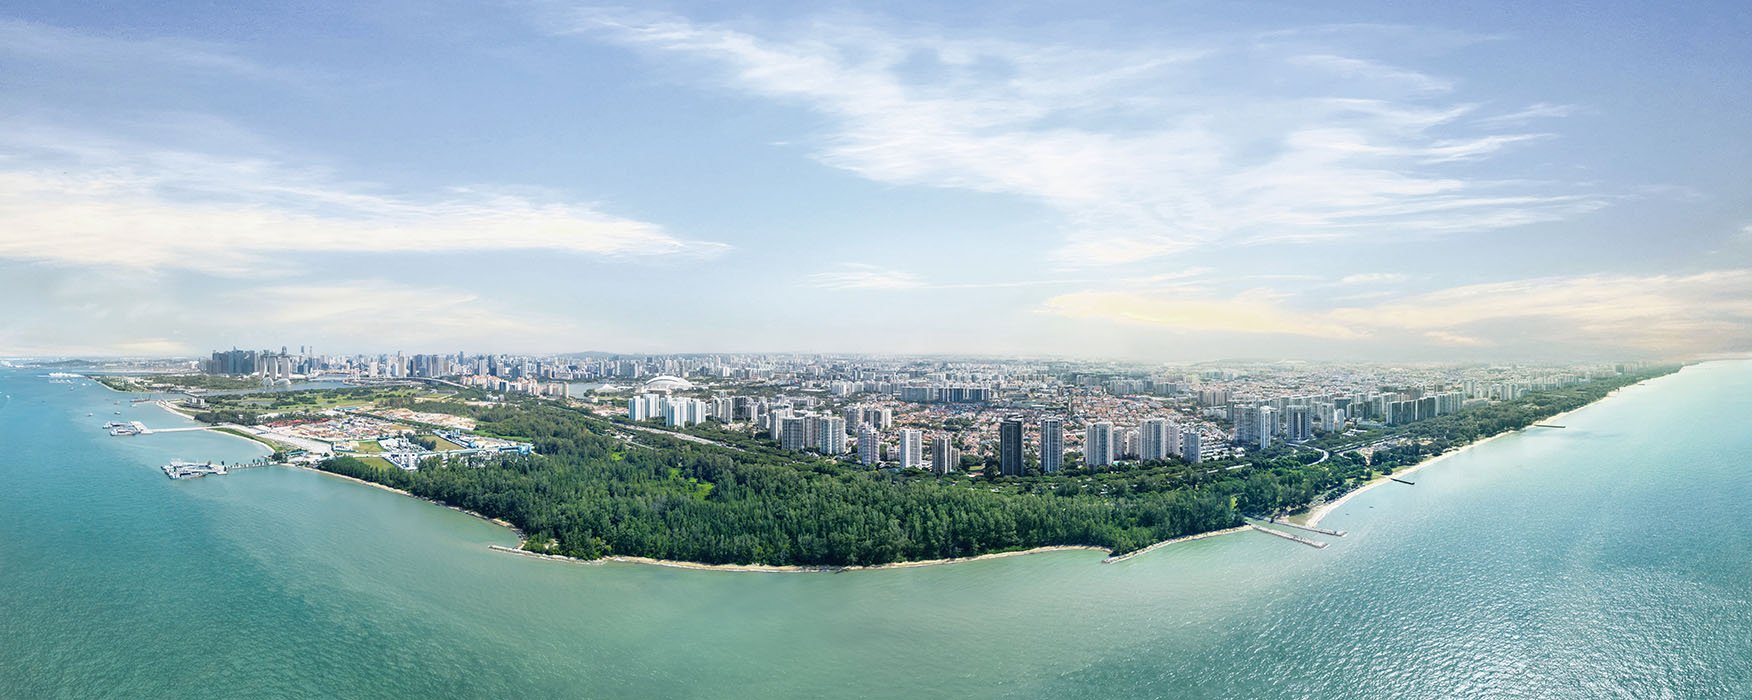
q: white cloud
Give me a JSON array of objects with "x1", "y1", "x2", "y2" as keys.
[
  {"x1": 551, "y1": 10, "x2": 1602, "y2": 266},
  {"x1": 239, "y1": 281, "x2": 593, "y2": 350},
  {"x1": 0, "y1": 126, "x2": 728, "y2": 272},
  {"x1": 1040, "y1": 270, "x2": 1752, "y2": 356},
  {"x1": 1042, "y1": 287, "x2": 1366, "y2": 339},
  {"x1": 0, "y1": 270, "x2": 610, "y2": 356}
]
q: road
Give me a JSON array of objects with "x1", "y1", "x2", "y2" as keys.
[{"x1": 616, "y1": 423, "x2": 746, "y2": 452}]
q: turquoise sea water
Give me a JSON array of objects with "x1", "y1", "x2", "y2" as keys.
[{"x1": 2, "y1": 363, "x2": 1749, "y2": 698}]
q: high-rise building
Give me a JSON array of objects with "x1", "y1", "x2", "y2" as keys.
[
  {"x1": 1121, "y1": 428, "x2": 1140, "y2": 459},
  {"x1": 999, "y1": 416, "x2": 1025, "y2": 476},
  {"x1": 930, "y1": 436, "x2": 960, "y2": 476},
  {"x1": 1140, "y1": 418, "x2": 1172, "y2": 461},
  {"x1": 899, "y1": 429, "x2": 923, "y2": 470},
  {"x1": 1255, "y1": 406, "x2": 1275, "y2": 450},
  {"x1": 664, "y1": 397, "x2": 706, "y2": 427},
  {"x1": 803, "y1": 416, "x2": 822, "y2": 451},
  {"x1": 1039, "y1": 417, "x2": 1064, "y2": 473},
  {"x1": 1085, "y1": 421, "x2": 1114, "y2": 468},
  {"x1": 863, "y1": 407, "x2": 893, "y2": 430},
  {"x1": 1234, "y1": 402, "x2": 1261, "y2": 446},
  {"x1": 779, "y1": 416, "x2": 809, "y2": 452},
  {"x1": 627, "y1": 393, "x2": 663, "y2": 422},
  {"x1": 818, "y1": 416, "x2": 847, "y2": 454},
  {"x1": 858, "y1": 425, "x2": 880, "y2": 466},
  {"x1": 1180, "y1": 428, "x2": 1202, "y2": 464},
  {"x1": 1284, "y1": 405, "x2": 1311, "y2": 442}
]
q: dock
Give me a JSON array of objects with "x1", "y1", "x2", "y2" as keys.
[
  {"x1": 1388, "y1": 477, "x2": 1415, "y2": 485},
  {"x1": 162, "y1": 461, "x2": 226, "y2": 479},
  {"x1": 1247, "y1": 523, "x2": 1327, "y2": 549},
  {"x1": 1532, "y1": 424, "x2": 1566, "y2": 429}
]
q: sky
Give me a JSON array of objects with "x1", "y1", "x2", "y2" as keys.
[{"x1": 1, "y1": 1, "x2": 1749, "y2": 361}]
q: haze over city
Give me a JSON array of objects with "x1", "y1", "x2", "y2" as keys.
[{"x1": 2, "y1": 1, "x2": 1749, "y2": 360}]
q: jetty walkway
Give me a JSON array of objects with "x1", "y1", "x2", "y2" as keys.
[
  {"x1": 1246, "y1": 523, "x2": 1328, "y2": 549},
  {"x1": 1264, "y1": 518, "x2": 1346, "y2": 537}
]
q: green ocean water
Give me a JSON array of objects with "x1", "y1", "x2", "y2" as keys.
[{"x1": 2, "y1": 363, "x2": 1749, "y2": 698}]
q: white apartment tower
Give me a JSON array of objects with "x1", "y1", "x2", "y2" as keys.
[
  {"x1": 1085, "y1": 421, "x2": 1115, "y2": 468},
  {"x1": 899, "y1": 429, "x2": 923, "y2": 470}
]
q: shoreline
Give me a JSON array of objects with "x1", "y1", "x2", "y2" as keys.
[
  {"x1": 1102, "y1": 526, "x2": 1250, "y2": 563},
  {"x1": 152, "y1": 400, "x2": 286, "y2": 452},
  {"x1": 288, "y1": 465, "x2": 523, "y2": 539},
  {"x1": 492, "y1": 524, "x2": 1260, "y2": 573},
  {"x1": 1300, "y1": 391, "x2": 1618, "y2": 528},
  {"x1": 489, "y1": 543, "x2": 1114, "y2": 574}
]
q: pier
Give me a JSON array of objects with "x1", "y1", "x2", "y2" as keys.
[
  {"x1": 1246, "y1": 523, "x2": 1327, "y2": 549},
  {"x1": 105, "y1": 421, "x2": 219, "y2": 437},
  {"x1": 1388, "y1": 477, "x2": 1415, "y2": 485},
  {"x1": 1532, "y1": 424, "x2": 1566, "y2": 428},
  {"x1": 1264, "y1": 518, "x2": 1346, "y2": 537}
]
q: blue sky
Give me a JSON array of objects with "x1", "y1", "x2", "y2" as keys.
[{"x1": 1, "y1": 1, "x2": 1748, "y2": 360}]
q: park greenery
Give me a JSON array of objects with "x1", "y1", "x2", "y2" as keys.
[
  {"x1": 318, "y1": 367, "x2": 1676, "y2": 567},
  {"x1": 189, "y1": 386, "x2": 430, "y2": 425},
  {"x1": 94, "y1": 373, "x2": 267, "y2": 392}
]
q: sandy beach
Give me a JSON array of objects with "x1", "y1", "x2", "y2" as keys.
[
  {"x1": 489, "y1": 543, "x2": 1113, "y2": 573},
  {"x1": 1300, "y1": 397, "x2": 1609, "y2": 528},
  {"x1": 1104, "y1": 526, "x2": 1250, "y2": 563},
  {"x1": 494, "y1": 525, "x2": 1275, "y2": 573},
  {"x1": 290, "y1": 465, "x2": 523, "y2": 536}
]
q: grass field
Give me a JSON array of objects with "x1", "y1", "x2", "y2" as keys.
[
  {"x1": 199, "y1": 387, "x2": 437, "y2": 416},
  {"x1": 428, "y1": 435, "x2": 466, "y2": 451}
]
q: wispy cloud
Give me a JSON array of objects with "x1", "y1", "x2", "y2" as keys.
[
  {"x1": 1041, "y1": 270, "x2": 1752, "y2": 356},
  {"x1": 1287, "y1": 54, "x2": 1454, "y2": 94},
  {"x1": 0, "y1": 271, "x2": 609, "y2": 356},
  {"x1": 1474, "y1": 102, "x2": 1578, "y2": 127},
  {"x1": 1042, "y1": 288, "x2": 1367, "y2": 340},
  {"x1": 548, "y1": 9, "x2": 1603, "y2": 266},
  {"x1": 1338, "y1": 272, "x2": 1408, "y2": 285},
  {"x1": 240, "y1": 280, "x2": 595, "y2": 350},
  {"x1": 0, "y1": 18, "x2": 295, "y2": 82},
  {"x1": 0, "y1": 124, "x2": 728, "y2": 272},
  {"x1": 807, "y1": 264, "x2": 926, "y2": 290},
  {"x1": 806, "y1": 264, "x2": 1211, "y2": 291}
]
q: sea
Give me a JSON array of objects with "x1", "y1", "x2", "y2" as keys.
[{"x1": 1, "y1": 361, "x2": 1748, "y2": 698}]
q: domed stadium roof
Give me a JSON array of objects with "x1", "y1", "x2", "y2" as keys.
[{"x1": 642, "y1": 375, "x2": 694, "y2": 392}]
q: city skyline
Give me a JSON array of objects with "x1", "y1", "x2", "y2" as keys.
[{"x1": 2, "y1": 2, "x2": 1749, "y2": 360}]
